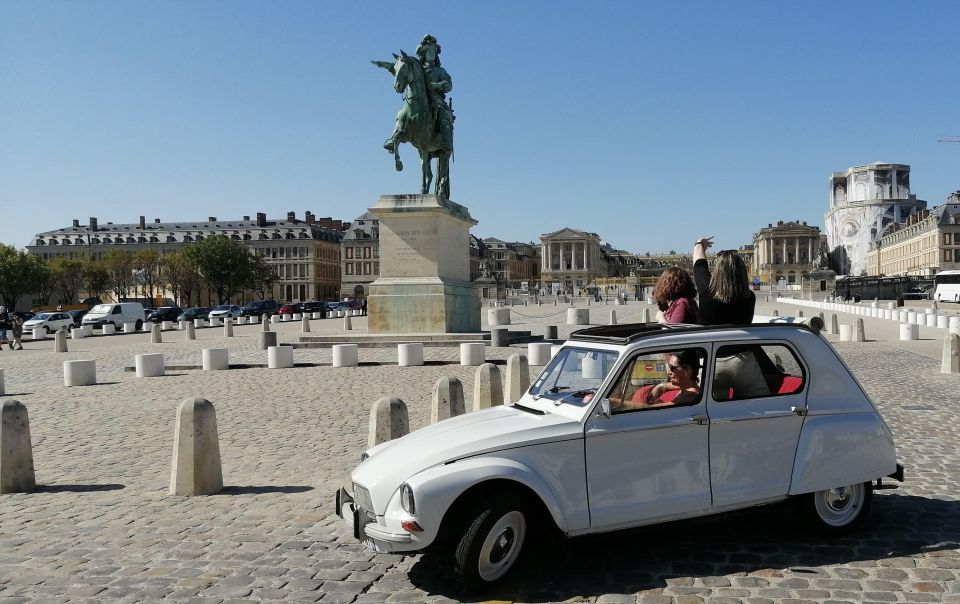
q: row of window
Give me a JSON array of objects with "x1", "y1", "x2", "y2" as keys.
[
  {"x1": 345, "y1": 246, "x2": 379, "y2": 259},
  {"x1": 344, "y1": 261, "x2": 379, "y2": 275}
]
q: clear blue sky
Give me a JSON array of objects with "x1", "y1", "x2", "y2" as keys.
[{"x1": 2, "y1": 1, "x2": 958, "y2": 253}]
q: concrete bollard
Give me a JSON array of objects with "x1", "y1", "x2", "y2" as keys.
[
  {"x1": 70, "y1": 327, "x2": 86, "y2": 340},
  {"x1": 900, "y1": 323, "x2": 919, "y2": 341},
  {"x1": 797, "y1": 310, "x2": 804, "y2": 317},
  {"x1": 102, "y1": 323, "x2": 116, "y2": 335},
  {"x1": 258, "y1": 331, "x2": 278, "y2": 350},
  {"x1": 135, "y1": 353, "x2": 165, "y2": 378},
  {"x1": 398, "y1": 343, "x2": 424, "y2": 367},
  {"x1": 332, "y1": 344, "x2": 359, "y2": 367},
  {"x1": 505, "y1": 353, "x2": 531, "y2": 403},
  {"x1": 270, "y1": 315, "x2": 281, "y2": 324},
  {"x1": 194, "y1": 318, "x2": 204, "y2": 329},
  {"x1": 937, "y1": 315, "x2": 950, "y2": 329},
  {"x1": 546, "y1": 325, "x2": 558, "y2": 340},
  {"x1": 460, "y1": 342, "x2": 485, "y2": 366},
  {"x1": 224, "y1": 319, "x2": 233, "y2": 338},
  {"x1": 82, "y1": 325, "x2": 93, "y2": 337},
  {"x1": 162, "y1": 320, "x2": 173, "y2": 330},
  {"x1": 839, "y1": 325, "x2": 853, "y2": 342},
  {"x1": 950, "y1": 317, "x2": 960, "y2": 337},
  {"x1": 853, "y1": 318, "x2": 865, "y2": 342},
  {"x1": 0, "y1": 400, "x2": 36, "y2": 494},
  {"x1": 262, "y1": 316, "x2": 270, "y2": 332},
  {"x1": 178, "y1": 320, "x2": 188, "y2": 331},
  {"x1": 292, "y1": 313, "x2": 301, "y2": 321},
  {"x1": 30, "y1": 328, "x2": 45, "y2": 341},
  {"x1": 311, "y1": 312, "x2": 322, "y2": 319},
  {"x1": 209, "y1": 317, "x2": 220, "y2": 328},
  {"x1": 122, "y1": 322, "x2": 137, "y2": 333},
  {"x1": 169, "y1": 397, "x2": 223, "y2": 496},
  {"x1": 567, "y1": 308, "x2": 589, "y2": 325},
  {"x1": 185, "y1": 322, "x2": 196, "y2": 341},
  {"x1": 942, "y1": 334, "x2": 960, "y2": 373},
  {"x1": 528, "y1": 342, "x2": 553, "y2": 366},
  {"x1": 202, "y1": 348, "x2": 229, "y2": 371},
  {"x1": 473, "y1": 363, "x2": 504, "y2": 411},
  {"x1": 301, "y1": 315, "x2": 311, "y2": 333},
  {"x1": 235, "y1": 316, "x2": 246, "y2": 326},
  {"x1": 344, "y1": 313, "x2": 353, "y2": 331},
  {"x1": 64, "y1": 360, "x2": 96, "y2": 386},
  {"x1": 609, "y1": 309, "x2": 617, "y2": 325},
  {"x1": 368, "y1": 397, "x2": 409, "y2": 447},
  {"x1": 54, "y1": 330, "x2": 68, "y2": 353},
  {"x1": 431, "y1": 377, "x2": 465, "y2": 423},
  {"x1": 926, "y1": 314, "x2": 938, "y2": 327},
  {"x1": 490, "y1": 328, "x2": 509, "y2": 347},
  {"x1": 151, "y1": 324, "x2": 162, "y2": 344},
  {"x1": 268, "y1": 346, "x2": 294, "y2": 369},
  {"x1": 772, "y1": 309, "x2": 779, "y2": 317},
  {"x1": 281, "y1": 315, "x2": 289, "y2": 322},
  {"x1": 488, "y1": 308, "x2": 511, "y2": 326},
  {"x1": 641, "y1": 307, "x2": 651, "y2": 323}
]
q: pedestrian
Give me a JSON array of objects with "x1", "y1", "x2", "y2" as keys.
[
  {"x1": 11, "y1": 315, "x2": 23, "y2": 350},
  {"x1": 0, "y1": 308, "x2": 10, "y2": 351},
  {"x1": 361, "y1": 299, "x2": 368, "y2": 316},
  {"x1": 693, "y1": 237, "x2": 755, "y2": 325},
  {"x1": 652, "y1": 267, "x2": 700, "y2": 324}
]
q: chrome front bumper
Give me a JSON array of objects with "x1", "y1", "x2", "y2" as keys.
[{"x1": 335, "y1": 487, "x2": 412, "y2": 553}]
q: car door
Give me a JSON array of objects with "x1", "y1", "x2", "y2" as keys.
[
  {"x1": 707, "y1": 341, "x2": 808, "y2": 509},
  {"x1": 584, "y1": 346, "x2": 711, "y2": 530}
]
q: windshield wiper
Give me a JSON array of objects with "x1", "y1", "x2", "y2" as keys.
[{"x1": 511, "y1": 402, "x2": 545, "y2": 415}]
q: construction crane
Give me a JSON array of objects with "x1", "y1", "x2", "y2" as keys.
[{"x1": 938, "y1": 136, "x2": 960, "y2": 143}]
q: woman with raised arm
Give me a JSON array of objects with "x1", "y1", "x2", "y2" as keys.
[{"x1": 693, "y1": 237, "x2": 755, "y2": 325}]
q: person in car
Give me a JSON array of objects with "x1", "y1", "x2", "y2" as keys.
[
  {"x1": 693, "y1": 237, "x2": 755, "y2": 325},
  {"x1": 652, "y1": 267, "x2": 699, "y2": 324},
  {"x1": 611, "y1": 350, "x2": 702, "y2": 411}
]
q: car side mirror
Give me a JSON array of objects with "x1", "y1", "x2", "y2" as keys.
[{"x1": 599, "y1": 398, "x2": 611, "y2": 418}]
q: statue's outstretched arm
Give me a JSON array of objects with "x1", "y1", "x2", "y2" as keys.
[{"x1": 371, "y1": 60, "x2": 396, "y2": 75}]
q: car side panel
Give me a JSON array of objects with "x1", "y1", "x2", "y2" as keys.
[{"x1": 789, "y1": 413, "x2": 897, "y2": 494}]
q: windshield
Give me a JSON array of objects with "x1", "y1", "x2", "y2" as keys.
[
  {"x1": 529, "y1": 347, "x2": 619, "y2": 406},
  {"x1": 214, "y1": 305, "x2": 231, "y2": 310},
  {"x1": 89, "y1": 304, "x2": 112, "y2": 314},
  {"x1": 32, "y1": 313, "x2": 52, "y2": 320}
]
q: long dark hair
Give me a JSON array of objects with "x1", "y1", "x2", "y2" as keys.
[{"x1": 709, "y1": 251, "x2": 751, "y2": 303}]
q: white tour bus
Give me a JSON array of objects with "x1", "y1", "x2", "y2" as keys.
[{"x1": 934, "y1": 270, "x2": 960, "y2": 303}]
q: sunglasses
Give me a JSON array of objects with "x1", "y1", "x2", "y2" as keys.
[{"x1": 666, "y1": 363, "x2": 683, "y2": 372}]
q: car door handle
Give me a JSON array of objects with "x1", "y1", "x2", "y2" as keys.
[
  {"x1": 689, "y1": 415, "x2": 709, "y2": 425},
  {"x1": 791, "y1": 406, "x2": 807, "y2": 416}
]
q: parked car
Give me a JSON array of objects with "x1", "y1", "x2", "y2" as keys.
[
  {"x1": 900, "y1": 287, "x2": 929, "y2": 300},
  {"x1": 177, "y1": 307, "x2": 211, "y2": 322},
  {"x1": 336, "y1": 322, "x2": 904, "y2": 589},
  {"x1": 67, "y1": 310, "x2": 87, "y2": 327},
  {"x1": 23, "y1": 312, "x2": 74, "y2": 334},
  {"x1": 240, "y1": 300, "x2": 280, "y2": 317},
  {"x1": 81, "y1": 302, "x2": 146, "y2": 331},
  {"x1": 301, "y1": 300, "x2": 326, "y2": 314},
  {"x1": 209, "y1": 304, "x2": 242, "y2": 319},
  {"x1": 278, "y1": 303, "x2": 303, "y2": 316},
  {"x1": 146, "y1": 307, "x2": 183, "y2": 323}
]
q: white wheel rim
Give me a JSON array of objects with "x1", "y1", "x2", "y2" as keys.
[
  {"x1": 477, "y1": 511, "x2": 526, "y2": 582},
  {"x1": 814, "y1": 484, "x2": 865, "y2": 526}
]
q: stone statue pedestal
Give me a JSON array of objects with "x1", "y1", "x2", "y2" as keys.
[{"x1": 367, "y1": 194, "x2": 480, "y2": 333}]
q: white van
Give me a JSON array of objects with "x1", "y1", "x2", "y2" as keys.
[{"x1": 81, "y1": 302, "x2": 146, "y2": 330}]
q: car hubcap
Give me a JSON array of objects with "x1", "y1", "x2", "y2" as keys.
[
  {"x1": 477, "y1": 511, "x2": 526, "y2": 582},
  {"x1": 815, "y1": 484, "x2": 864, "y2": 526}
]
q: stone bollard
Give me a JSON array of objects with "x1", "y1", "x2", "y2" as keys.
[
  {"x1": 258, "y1": 331, "x2": 278, "y2": 350},
  {"x1": 431, "y1": 376, "x2": 465, "y2": 423},
  {"x1": 185, "y1": 322, "x2": 196, "y2": 341},
  {"x1": 301, "y1": 315, "x2": 311, "y2": 333},
  {"x1": 151, "y1": 324, "x2": 162, "y2": 344},
  {"x1": 839, "y1": 325, "x2": 853, "y2": 342},
  {"x1": 900, "y1": 323, "x2": 919, "y2": 341},
  {"x1": 0, "y1": 401, "x2": 36, "y2": 494},
  {"x1": 926, "y1": 313, "x2": 938, "y2": 327},
  {"x1": 178, "y1": 320, "x2": 187, "y2": 331},
  {"x1": 488, "y1": 308, "x2": 511, "y2": 326},
  {"x1": 82, "y1": 325, "x2": 93, "y2": 337},
  {"x1": 333, "y1": 344, "x2": 359, "y2": 367},
  {"x1": 209, "y1": 317, "x2": 220, "y2": 328},
  {"x1": 202, "y1": 348, "x2": 229, "y2": 371},
  {"x1": 292, "y1": 313, "x2": 301, "y2": 321},
  {"x1": 224, "y1": 319, "x2": 233, "y2": 338},
  {"x1": 268, "y1": 345, "x2": 294, "y2": 369},
  {"x1": 169, "y1": 397, "x2": 223, "y2": 496},
  {"x1": 162, "y1": 320, "x2": 173, "y2": 330},
  {"x1": 546, "y1": 325, "x2": 558, "y2": 340},
  {"x1": 460, "y1": 342, "x2": 485, "y2": 366},
  {"x1": 29, "y1": 328, "x2": 44, "y2": 341},
  {"x1": 54, "y1": 330, "x2": 68, "y2": 353},
  {"x1": 70, "y1": 327, "x2": 86, "y2": 340},
  {"x1": 528, "y1": 342, "x2": 553, "y2": 366},
  {"x1": 490, "y1": 328, "x2": 509, "y2": 347},
  {"x1": 64, "y1": 360, "x2": 96, "y2": 386},
  {"x1": 942, "y1": 334, "x2": 960, "y2": 373},
  {"x1": 505, "y1": 353, "x2": 530, "y2": 403},
  {"x1": 853, "y1": 318, "x2": 865, "y2": 342},
  {"x1": 193, "y1": 318, "x2": 204, "y2": 330},
  {"x1": 567, "y1": 308, "x2": 589, "y2": 325},
  {"x1": 473, "y1": 363, "x2": 504, "y2": 411},
  {"x1": 772, "y1": 309, "x2": 779, "y2": 317},
  {"x1": 102, "y1": 323, "x2": 116, "y2": 335},
  {"x1": 641, "y1": 307, "x2": 651, "y2": 323},
  {"x1": 343, "y1": 313, "x2": 353, "y2": 331},
  {"x1": 609, "y1": 309, "x2": 617, "y2": 325},
  {"x1": 398, "y1": 343, "x2": 424, "y2": 367},
  {"x1": 135, "y1": 353, "x2": 165, "y2": 377},
  {"x1": 262, "y1": 316, "x2": 270, "y2": 332},
  {"x1": 124, "y1": 322, "x2": 139, "y2": 334},
  {"x1": 368, "y1": 397, "x2": 409, "y2": 447},
  {"x1": 797, "y1": 310, "x2": 804, "y2": 317},
  {"x1": 270, "y1": 315, "x2": 281, "y2": 324},
  {"x1": 937, "y1": 315, "x2": 950, "y2": 329}
]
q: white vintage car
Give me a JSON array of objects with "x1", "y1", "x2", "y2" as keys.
[{"x1": 336, "y1": 323, "x2": 903, "y2": 589}]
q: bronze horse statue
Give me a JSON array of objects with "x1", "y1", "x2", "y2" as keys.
[{"x1": 374, "y1": 51, "x2": 452, "y2": 200}]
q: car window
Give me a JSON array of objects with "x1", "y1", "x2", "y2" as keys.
[
  {"x1": 712, "y1": 344, "x2": 805, "y2": 402},
  {"x1": 112, "y1": 306, "x2": 122, "y2": 314},
  {"x1": 605, "y1": 347, "x2": 707, "y2": 414},
  {"x1": 529, "y1": 347, "x2": 619, "y2": 407}
]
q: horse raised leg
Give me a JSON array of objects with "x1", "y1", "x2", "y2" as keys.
[
  {"x1": 436, "y1": 151, "x2": 450, "y2": 200},
  {"x1": 420, "y1": 149, "x2": 433, "y2": 194}
]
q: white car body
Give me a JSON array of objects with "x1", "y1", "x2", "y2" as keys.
[
  {"x1": 208, "y1": 305, "x2": 242, "y2": 318},
  {"x1": 23, "y1": 312, "x2": 74, "y2": 334},
  {"x1": 337, "y1": 323, "x2": 902, "y2": 586},
  {"x1": 81, "y1": 302, "x2": 146, "y2": 329}
]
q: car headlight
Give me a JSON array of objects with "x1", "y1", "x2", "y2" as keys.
[
  {"x1": 353, "y1": 483, "x2": 374, "y2": 512},
  {"x1": 399, "y1": 483, "x2": 416, "y2": 515}
]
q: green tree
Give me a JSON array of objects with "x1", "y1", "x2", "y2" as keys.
[
  {"x1": 246, "y1": 253, "x2": 277, "y2": 300},
  {"x1": 133, "y1": 250, "x2": 162, "y2": 303},
  {"x1": 102, "y1": 250, "x2": 136, "y2": 302},
  {"x1": 31, "y1": 262, "x2": 56, "y2": 307},
  {"x1": 48, "y1": 256, "x2": 87, "y2": 305},
  {"x1": 183, "y1": 236, "x2": 253, "y2": 304},
  {"x1": 0, "y1": 244, "x2": 43, "y2": 309},
  {"x1": 161, "y1": 251, "x2": 201, "y2": 307},
  {"x1": 84, "y1": 260, "x2": 111, "y2": 301}
]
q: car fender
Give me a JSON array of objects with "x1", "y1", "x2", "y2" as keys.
[
  {"x1": 789, "y1": 413, "x2": 897, "y2": 494},
  {"x1": 398, "y1": 455, "x2": 573, "y2": 546}
]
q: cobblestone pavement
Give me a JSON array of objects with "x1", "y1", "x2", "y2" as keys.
[{"x1": 1, "y1": 301, "x2": 959, "y2": 603}]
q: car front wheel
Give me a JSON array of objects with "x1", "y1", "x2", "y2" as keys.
[
  {"x1": 43, "y1": 325, "x2": 51, "y2": 334},
  {"x1": 804, "y1": 482, "x2": 872, "y2": 535},
  {"x1": 454, "y1": 495, "x2": 529, "y2": 589}
]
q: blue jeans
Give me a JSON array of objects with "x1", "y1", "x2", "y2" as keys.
[{"x1": 0, "y1": 329, "x2": 7, "y2": 342}]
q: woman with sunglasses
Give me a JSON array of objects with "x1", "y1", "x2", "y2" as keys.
[
  {"x1": 692, "y1": 237, "x2": 755, "y2": 325},
  {"x1": 642, "y1": 350, "x2": 702, "y2": 406}
]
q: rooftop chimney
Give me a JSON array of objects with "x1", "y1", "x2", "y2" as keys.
[
  {"x1": 139, "y1": 215, "x2": 146, "y2": 229},
  {"x1": 256, "y1": 212, "x2": 267, "y2": 227},
  {"x1": 287, "y1": 211, "x2": 296, "y2": 223},
  {"x1": 208, "y1": 216, "x2": 216, "y2": 222},
  {"x1": 243, "y1": 215, "x2": 250, "y2": 221},
  {"x1": 89, "y1": 217, "x2": 98, "y2": 232},
  {"x1": 305, "y1": 211, "x2": 315, "y2": 224},
  {"x1": 154, "y1": 218, "x2": 161, "y2": 224},
  {"x1": 72, "y1": 219, "x2": 80, "y2": 228}
]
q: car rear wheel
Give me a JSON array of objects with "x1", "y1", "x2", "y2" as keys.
[
  {"x1": 43, "y1": 325, "x2": 51, "y2": 334},
  {"x1": 135, "y1": 319, "x2": 143, "y2": 330},
  {"x1": 454, "y1": 495, "x2": 529, "y2": 590},
  {"x1": 804, "y1": 482, "x2": 872, "y2": 535}
]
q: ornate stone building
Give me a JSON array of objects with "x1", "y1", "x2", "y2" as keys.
[
  {"x1": 752, "y1": 221, "x2": 826, "y2": 286},
  {"x1": 825, "y1": 162, "x2": 927, "y2": 275},
  {"x1": 339, "y1": 212, "x2": 379, "y2": 301},
  {"x1": 481, "y1": 238, "x2": 541, "y2": 291},
  {"x1": 865, "y1": 193, "x2": 960, "y2": 276},
  {"x1": 539, "y1": 228, "x2": 603, "y2": 294}
]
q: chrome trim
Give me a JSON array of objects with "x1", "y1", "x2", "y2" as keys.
[{"x1": 365, "y1": 523, "x2": 413, "y2": 544}]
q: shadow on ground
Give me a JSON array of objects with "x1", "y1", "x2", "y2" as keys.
[
  {"x1": 36, "y1": 483, "x2": 126, "y2": 493},
  {"x1": 408, "y1": 493, "x2": 960, "y2": 602},
  {"x1": 218, "y1": 485, "x2": 314, "y2": 495}
]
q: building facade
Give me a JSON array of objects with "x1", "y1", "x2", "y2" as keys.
[
  {"x1": 539, "y1": 228, "x2": 604, "y2": 294},
  {"x1": 480, "y1": 238, "x2": 541, "y2": 292},
  {"x1": 865, "y1": 193, "x2": 960, "y2": 277},
  {"x1": 752, "y1": 220, "x2": 826, "y2": 286},
  {"x1": 825, "y1": 162, "x2": 927, "y2": 276},
  {"x1": 339, "y1": 212, "x2": 379, "y2": 301}
]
